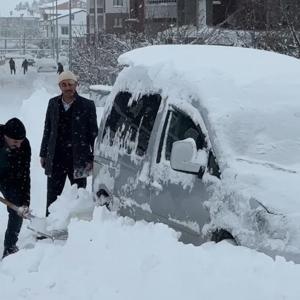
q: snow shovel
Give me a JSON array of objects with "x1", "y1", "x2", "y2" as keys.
[{"x1": 0, "y1": 195, "x2": 56, "y2": 241}]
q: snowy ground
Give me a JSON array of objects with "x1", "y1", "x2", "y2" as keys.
[{"x1": 0, "y1": 59, "x2": 300, "y2": 300}]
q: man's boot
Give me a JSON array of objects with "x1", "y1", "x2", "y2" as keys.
[{"x1": 2, "y1": 245, "x2": 19, "y2": 259}]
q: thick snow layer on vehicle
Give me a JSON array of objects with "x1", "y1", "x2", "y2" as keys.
[{"x1": 117, "y1": 45, "x2": 300, "y2": 217}]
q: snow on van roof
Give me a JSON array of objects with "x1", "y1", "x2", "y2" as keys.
[
  {"x1": 117, "y1": 45, "x2": 300, "y2": 215},
  {"x1": 119, "y1": 45, "x2": 300, "y2": 164}
]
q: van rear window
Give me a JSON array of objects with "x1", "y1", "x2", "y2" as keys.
[{"x1": 102, "y1": 92, "x2": 161, "y2": 156}]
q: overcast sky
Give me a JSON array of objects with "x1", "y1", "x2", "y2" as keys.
[{"x1": 0, "y1": 0, "x2": 21, "y2": 15}]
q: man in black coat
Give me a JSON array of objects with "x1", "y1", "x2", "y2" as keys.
[
  {"x1": 57, "y1": 62, "x2": 64, "y2": 75},
  {"x1": 0, "y1": 118, "x2": 31, "y2": 258},
  {"x1": 22, "y1": 59, "x2": 29, "y2": 74},
  {"x1": 40, "y1": 71, "x2": 98, "y2": 216},
  {"x1": 9, "y1": 58, "x2": 16, "y2": 75}
]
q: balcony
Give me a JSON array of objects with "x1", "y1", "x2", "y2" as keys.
[{"x1": 145, "y1": 1, "x2": 177, "y2": 19}]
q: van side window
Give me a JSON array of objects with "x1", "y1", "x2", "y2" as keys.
[
  {"x1": 102, "y1": 92, "x2": 131, "y2": 143},
  {"x1": 157, "y1": 109, "x2": 207, "y2": 162},
  {"x1": 102, "y1": 92, "x2": 161, "y2": 157}
]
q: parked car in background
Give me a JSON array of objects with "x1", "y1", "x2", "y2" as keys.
[
  {"x1": 24, "y1": 54, "x2": 36, "y2": 66},
  {"x1": 89, "y1": 84, "x2": 112, "y2": 107},
  {"x1": 27, "y1": 58, "x2": 35, "y2": 66},
  {"x1": 93, "y1": 45, "x2": 300, "y2": 263},
  {"x1": 36, "y1": 58, "x2": 57, "y2": 72}
]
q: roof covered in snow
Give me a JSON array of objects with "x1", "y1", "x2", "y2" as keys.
[{"x1": 0, "y1": 9, "x2": 39, "y2": 18}]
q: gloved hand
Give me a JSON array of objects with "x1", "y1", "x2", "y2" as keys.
[
  {"x1": 17, "y1": 206, "x2": 31, "y2": 219},
  {"x1": 85, "y1": 162, "x2": 93, "y2": 172}
]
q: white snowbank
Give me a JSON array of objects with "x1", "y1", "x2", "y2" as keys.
[{"x1": 2, "y1": 207, "x2": 300, "y2": 300}]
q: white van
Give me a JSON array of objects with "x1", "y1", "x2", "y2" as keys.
[{"x1": 93, "y1": 45, "x2": 300, "y2": 262}]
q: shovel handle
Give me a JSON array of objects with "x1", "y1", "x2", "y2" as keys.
[{"x1": 0, "y1": 195, "x2": 19, "y2": 212}]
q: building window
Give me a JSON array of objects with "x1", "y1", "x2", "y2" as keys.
[
  {"x1": 113, "y1": 17, "x2": 123, "y2": 28},
  {"x1": 113, "y1": 0, "x2": 123, "y2": 6},
  {"x1": 61, "y1": 26, "x2": 69, "y2": 35}
]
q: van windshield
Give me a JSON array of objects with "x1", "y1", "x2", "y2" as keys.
[{"x1": 102, "y1": 92, "x2": 161, "y2": 156}]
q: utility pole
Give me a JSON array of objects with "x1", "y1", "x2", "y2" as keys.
[
  {"x1": 69, "y1": 0, "x2": 72, "y2": 70},
  {"x1": 94, "y1": 0, "x2": 98, "y2": 45},
  {"x1": 55, "y1": 0, "x2": 59, "y2": 62},
  {"x1": 23, "y1": 32, "x2": 26, "y2": 55},
  {"x1": 52, "y1": 1, "x2": 55, "y2": 58},
  {"x1": 21, "y1": 14, "x2": 26, "y2": 55}
]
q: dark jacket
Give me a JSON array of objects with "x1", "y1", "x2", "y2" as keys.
[
  {"x1": 0, "y1": 125, "x2": 31, "y2": 206},
  {"x1": 57, "y1": 63, "x2": 64, "y2": 74},
  {"x1": 40, "y1": 93, "x2": 98, "y2": 177},
  {"x1": 9, "y1": 59, "x2": 15, "y2": 68},
  {"x1": 22, "y1": 59, "x2": 28, "y2": 69}
]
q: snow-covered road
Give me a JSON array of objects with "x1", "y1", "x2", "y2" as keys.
[
  {"x1": 0, "y1": 61, "x2": 300, "y2": 300},
  {"x1": 0, "y1": 60, "x2": 57, "y2": 120}
]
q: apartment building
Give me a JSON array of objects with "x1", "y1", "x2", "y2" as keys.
[
  {"x1": 144, "y1": 0, "x2": 177, "y2": 34},
  {"x1": 0, "y1": 10, "x2": 40, "y2": 38},
  {"x1": 47, "y1": 9, "x2": 87, "y2": 47},
  {"x1": 87, "y1": 0, "x2": 104, "y2": 35},
  {"x1": 86, "y1": 0, "x2": 243, "y2": 35},
  {"x1": 40, "y1": 0, "x2": 87, "y2": 38},
  {"x1": 87, "y1": 0, "x2": 178, "y2": 34},
  {"x1": 87, "y1": 0, "x2": 129, "y2": 34}
]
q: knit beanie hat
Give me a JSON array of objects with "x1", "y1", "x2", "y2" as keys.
[
  {"x1": 4, "y1": 118, "x2": 26, "y2": 140},
  {"x1": 58, "y1": 70, "x2": 78, "y2": 84}
]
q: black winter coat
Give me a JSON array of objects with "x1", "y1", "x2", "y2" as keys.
[
  {"x1": 9, "y1": 59, "x2": 15, "y2": 68},
  {"x1": 22, "y1": 59, "x2": 28, "y2": 69},
  {"x1": 0, "y1": 125, "x2": 31, "y2": 206},
  {"x1": 57, "y1": 63, "x2": 64, "y2": 74},
  {"x1": 40, "y1": 93, "x2": 98, "y2": 177}
]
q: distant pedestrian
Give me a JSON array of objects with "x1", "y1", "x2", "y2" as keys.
[
  {"x1": 9, "y1": 58, "x2": 16, "y2": 75},
  {"x1": 57, "y1": 62, "x2": 64, "y2": 75},
  {"x1": 21, "y1": 59, "x2": 29, "y2": 75}
]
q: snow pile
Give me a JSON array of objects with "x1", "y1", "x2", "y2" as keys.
[
  {"x1": 46, "y1": 185, "x2": 95, "y2": 231},
  {"x1": 2, "y1": 207, "x2": 300, "y2": 300}
]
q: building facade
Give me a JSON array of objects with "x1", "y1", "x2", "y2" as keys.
[
  {"x1": 0, "y1": 10, "x2": 40, "y2": 39},
  {"x1": 86, "y1": 0, "x2": 255, "y2": 35},
  {"x1": 47, "y1": 9, "x2": 87, "y2": 48},
  {"x1": 87, "y1": 0, "x2": 181, "y2": 35}
]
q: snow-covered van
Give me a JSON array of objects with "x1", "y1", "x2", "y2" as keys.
[{"x1": 93, "y1": 45, "x2": 300, "y2": 262}]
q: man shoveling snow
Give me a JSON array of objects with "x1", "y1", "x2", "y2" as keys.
[{"x1": 0, "y1": 118, "x2": 31, "y2": 258}]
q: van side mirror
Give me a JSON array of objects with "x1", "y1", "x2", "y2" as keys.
[{"x1": 170, "y1": 138, "x2": 208, "y2": 176}]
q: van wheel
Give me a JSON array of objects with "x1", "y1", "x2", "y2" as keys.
[{"x1": 211, "y1": 229, "x2": 237, "y2": 245}]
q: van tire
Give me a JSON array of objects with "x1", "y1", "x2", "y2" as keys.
[{"x1": 211, "y1": 229, "x2": 237, "y2": 245}]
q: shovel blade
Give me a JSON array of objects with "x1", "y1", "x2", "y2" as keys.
[
  {"x1": 27, "y1": 215, "x2": 68, "y2": 240},
  {"x1": 28, "y1": 215, "x2": 47, "y2": 232}
]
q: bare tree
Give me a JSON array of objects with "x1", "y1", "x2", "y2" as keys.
[{"x1": 227, "y1": 0, "x2": 300, "y2": 57}]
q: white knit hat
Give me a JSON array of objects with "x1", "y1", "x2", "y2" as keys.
[{"x1": 58, "y1": 70, "x2": 78, "y2": 83}]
